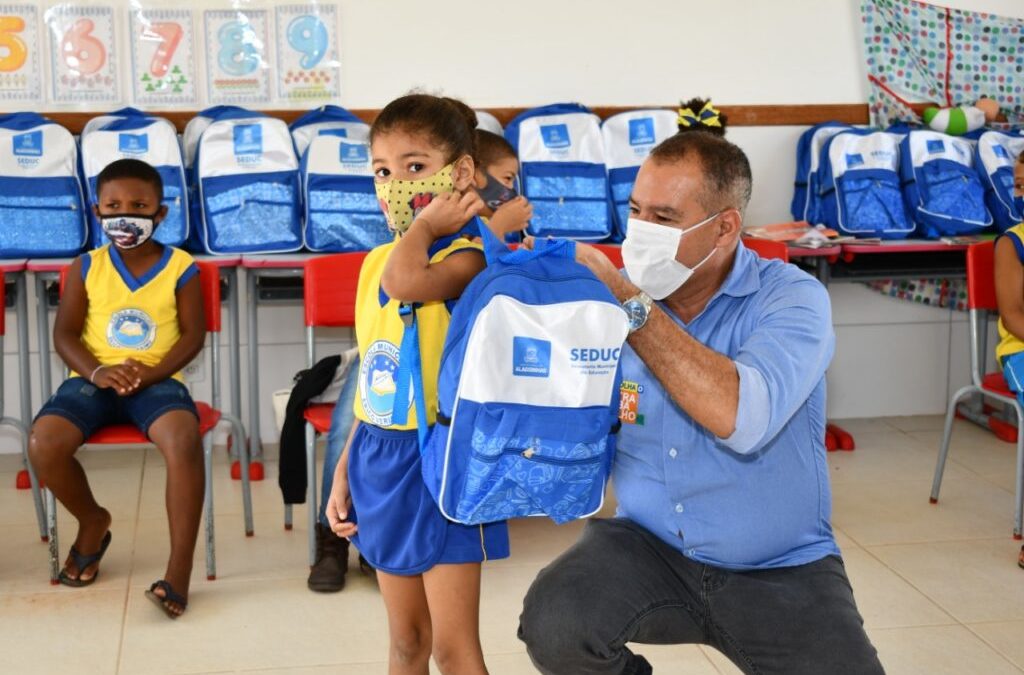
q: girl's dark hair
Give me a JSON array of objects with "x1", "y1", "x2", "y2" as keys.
[
  {"x1": 96, "y1": 158, "x2": 164, "y2": 198},
  {"x1": 677, "y1": 97, "x2": 728, "y2": 137},
  {"x1": 371, "y1": 94, "x2": 478, "y2": 163},
  {"x1": 475, "y1": 130, "x2": 516, "y2": 170}
]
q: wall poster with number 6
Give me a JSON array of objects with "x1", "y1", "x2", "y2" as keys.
[
  {"x1": 0, "y1": 4, "x2": 42, "y2": 104},
  {"x1": 45, "y1": 3, "x2": 120, "y2": 104},
  {"x1": 129, "y1": 6, "x2": 198, "y2": 107},
  {"x1": 204, "y1": 8, "x2": 271, "y2": 106},
  {"x1": 274, "y1": 3, "x2": 339, "y2": 105}
]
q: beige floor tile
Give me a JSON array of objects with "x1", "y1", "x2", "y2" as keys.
[
  {"x1": 626, "y1": 644, "x2": 719, "y2": 673},
  {"x1": 910, "y1": 426, "x2": 1020, "y2": 478},
  {"x1": 118, "y1": 576, "x2": 388, "y2": 674},
  {"x1": 832, "y1": 474, "x2": 1016, "y2": 546},
  {"x1": 868, "y1": 624, "x2": 1022, "y2": 675},
  {"x1": 869, "y1": 539, "x2": 1024, "y2": 624},
  {"x1": 701, "y1": 646, "x2": 744, "y2": 674},
  {"x1": 236, "y1": 666, "x2": 388, "y2": 675},
  {"x1": 827, "y1": 431, "x2": 972, "y2": 485},
  {"x1": 0, "y1": 588, "x2": 126, "y2": 675},
  {"x1": 840, "y1": 547, "x2": 955, "y2": 629},
  {"x1": 492, "y1": 517, "x2": 585, "y2": 568},
  {"x1": 968, "y1": 621, "x2": 1024, "y2": 670},
  {"x1": 834, "y1": 526, "x2": 862, "y2": 552},
  {"x1": 479, "y1": 564, "x2": 545, "y2": 656},
  {"x1": 827, "y1": 418, "x2": 898, "y2": 434},
  {"x1": 886, "y1": 415, "x2": 948, "y2": 433}
]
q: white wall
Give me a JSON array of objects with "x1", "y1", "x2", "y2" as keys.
[{"x1": 4, "y1": 0, "x2": 1024, "y2": 454}]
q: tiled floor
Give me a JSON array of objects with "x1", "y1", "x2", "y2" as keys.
[{"x1": 2, "y1": 414, "x2": 1023, "y2": 674}]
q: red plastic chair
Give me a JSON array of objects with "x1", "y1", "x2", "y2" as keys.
[
  {"x1": 39, "y1": 261, "x2": 255, "y2": 583},
  {"x1": 930, "y1": 241, "x2": 1024, "y2": 539},
  {"x1": 285, "y1": 252, "x2": 366, "y2": 565}
]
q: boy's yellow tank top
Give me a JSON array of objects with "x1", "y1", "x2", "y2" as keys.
[
  {"x1": 353, "y1": 234, "x2": 482, "y2": 429},
  {"x1": 77, "y1": 244, "x2": 198, "y2": 382},
  {"x1": 997, "y1": 223, "x2": 1024, "y2": 363}
]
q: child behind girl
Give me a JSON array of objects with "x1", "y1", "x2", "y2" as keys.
[
  {"x1": 473, "y1": 129, "x2": 532, "y2": 237},
  {"x1": 326, "y1": 95, "x2": 523, "y2": 673},
  {"x1": 992, "y1": 150, "x2": 1024, "y2": 570}
]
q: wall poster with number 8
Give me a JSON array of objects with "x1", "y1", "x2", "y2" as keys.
[
  {"x1": 203, "y1": 8, "x2": 270, "y2": 106},
  {"x1": 274, "y1": 3, "x2": 339, "y2": 105},
  {"x1": 129, "y1": 7, "x2": 198, "y2": 107},
  {"x1": 0, "y1": 4, "x2": 42, "y2": 104},
  {"x1": 45, "y1": 3, "x2": 120, "y2": 104}
]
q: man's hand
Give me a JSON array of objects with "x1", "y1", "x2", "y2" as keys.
[
  {"x1": 325, "y1": 474, "x2": 358, "y2": 539},
  {"x1": 412, "y1": 191, "x2": 484, "y2": 239},
  {"x1": 488, "y1": 197, "x2": 533, "y2": 235},
  {"x1": 92, "y1": 363, "x2": 142, "y2": 396}
]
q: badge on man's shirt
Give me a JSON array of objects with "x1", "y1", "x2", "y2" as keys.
[{"x1": 619, "y1": 380, "x2": 644, "y2": 425}]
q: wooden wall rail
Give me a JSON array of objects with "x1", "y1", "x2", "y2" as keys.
[{"x1": 36, "y1": 103, "x2": 870, "y2": 134}]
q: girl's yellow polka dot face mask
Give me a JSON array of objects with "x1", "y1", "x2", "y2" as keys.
[{"x1": 374, "y1": 163, "x2": 456, "y2": 234}]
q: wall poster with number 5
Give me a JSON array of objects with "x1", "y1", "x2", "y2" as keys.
[
  {"x1": 129, "y1": 6, "x2": 198, "y2": 107},
  {"x1": 45, "y1": 3, "x2": 120, "y2": 104},
  {"x1": 274, "y1": 3, "x2": 339, "y2": 105},
  {"x1": 204, "y1": 8, "x2": 271, "y2": 106},
  {"x1": 0, "y1": 4, "x2": 42, "y2": 104}
]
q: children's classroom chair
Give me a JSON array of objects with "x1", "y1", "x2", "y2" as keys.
[
  {"x1": 37, "y1": 261, "x2": 255, "y2": 583},
  {"x1": 286, "y1": 252, "x2": 366, "y2": 566},
  {"x1": 930, "y1": 240, "x2": 1024, "y2": 540}
]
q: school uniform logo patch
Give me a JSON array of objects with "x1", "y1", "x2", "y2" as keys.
[
  {"x1": 360, "y1": 340, "x2": 413, "y2": 425},
  {"x1": 107, "y1": 308, "x2": 156, "y2": 350}
]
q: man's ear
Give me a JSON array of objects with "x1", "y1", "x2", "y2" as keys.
[
  {"x1": 452, "y1": 154, "x2": 475, "y2": 192},
  {"x1": 716, "y1": 208, "x2": 743, "y2": 246},
  {"x1": 153, "y1": 204, "x2": 169, "y2": 226}
]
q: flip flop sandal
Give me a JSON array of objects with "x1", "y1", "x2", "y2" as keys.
[
  {"x1": 146, "y1": 579, "x2": 188, "y2": 619},
  {"x1": 58, "y1": 531, "x2": 112, "y2": 588}
]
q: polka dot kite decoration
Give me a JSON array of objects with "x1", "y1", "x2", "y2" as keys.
[{"x1": 862, "y1": 0, "x2": 1024, "y2": 128}]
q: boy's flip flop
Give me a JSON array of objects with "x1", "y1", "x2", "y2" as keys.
[
  {"x1": 58, "y1": 531, "x2": 112, "y2": 588},
  {"x1": 146, "y1": 579, "x2": 188, "y2": 619}
]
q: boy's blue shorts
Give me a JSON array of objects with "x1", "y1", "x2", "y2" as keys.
[{"x1": 35, "y1": 377, "x2": 199, "y2": 439}]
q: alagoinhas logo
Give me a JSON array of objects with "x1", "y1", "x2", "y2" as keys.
[
  {"x1": 513, "y1": 336, "x2": 551, "y2": 378},
  {"x1": 233, "y1": 124, "x2": 264, "y2": 165},
  {"x1": 13, "y1": 131, "x2": 42, "y2": 168}
]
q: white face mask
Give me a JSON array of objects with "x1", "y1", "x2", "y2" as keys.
[{"x1": 622, "y1": 213, "x2": 719, "y2": 300}]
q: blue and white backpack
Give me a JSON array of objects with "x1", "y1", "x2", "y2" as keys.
[
  {"x1": 791, "y1": 121, "x2": 854, "y2": 224},
  {"x1": 974, "y1": 130, "x2": 1024, "y2": 232},
  {"x1": 289, "y1": 105, "x2": 370, "y2": 160},
  {"x1": 601, "y1": 109, "x2": 678, "y2": 239},
  {"x1": 80, "y1": 109, "x2": 189, "y2": 248},
  {"x1": 899, "y1": 130, "x2": 992, "y2": 238},
  {"x1": 0, "y1": 113, "x2": 86, "y2": 257},
  {"x1": 194, "y1": 109, "x2": 302, "y2": 254},
  {"x1": 406, "y1": 225, "x2": 629, "y2": 525},
  {"x1": 504, "y1": 103, "x2": 613, "y2": 241},
  {"x1": 817, "y1": 129, "x2": 914, "y2": 239}
]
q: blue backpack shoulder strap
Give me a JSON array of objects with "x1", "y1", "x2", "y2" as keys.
[{"x1": 391, "y1": 302, "x2": 429, "y2": 449}]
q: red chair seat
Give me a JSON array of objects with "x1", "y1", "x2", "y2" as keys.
[
  {"x1": 982, "y1": 372, "x2": 1014, "y2": 398},
  {"x1": 303, "y1": 403, "x2": 335, "y2": 434},
  {"x1": 84, "y1": 401, "x2": 221, "y2": 444}
]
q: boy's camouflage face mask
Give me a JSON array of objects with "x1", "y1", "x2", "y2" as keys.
[{"x1": 374, "y1": 163, "x2": 455, "y2": 234}]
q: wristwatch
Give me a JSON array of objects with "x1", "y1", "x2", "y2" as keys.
[{"x1": 622, "y1": 291, "x2": 654, "y2": 334}]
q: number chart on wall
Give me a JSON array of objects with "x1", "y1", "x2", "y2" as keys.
[
  {"x1": 129, "y1": 7, "x2": 198, "y2": 107},
  {"x1": 275, "y1": 4, "x2": 339, "y2": 104},
  {"x1": 45, "y1": 3, "x2": 120, "y2": 104},
  {"x1": 204, "y1": 8, "x2": 271, "y2": 106},
  {"x1": 0, "y1": 4, "x2": 42, "y2": 104}
]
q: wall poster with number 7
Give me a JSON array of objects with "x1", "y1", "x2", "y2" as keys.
[
  {"x1": 45, "y1": 3, "x2": 120, "y2": 104},
  {"x1": 204, "y1": 8, "x2": 271, "y2": 106},
  {"x1": 274, "y1": 3, "x2": 340, "y2": 105},
  {"x1": 129, "y1": 6, "x2": 198, "y2": 107},
  {"x1": 0, "y1": 4, "x2": 42, "y2": 104}
]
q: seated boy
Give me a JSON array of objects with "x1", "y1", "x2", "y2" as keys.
[
  {"x1": 992, "y1": 150, "x2": 1024, "y2": 570},
  {"x1": 474, "y1": 130, "x2": 533, "y2": 237},
  {"x1": 28, "y1": 158, "x2": 206, "y2": 617}
]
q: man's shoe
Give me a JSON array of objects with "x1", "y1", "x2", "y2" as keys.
[{"x1": 308, "y1": 523, "x2": 349, "y2": 593}]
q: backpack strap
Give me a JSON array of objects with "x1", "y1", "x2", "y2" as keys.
[
  {"x1": 479, "y1": 218, "x2": 576, "y2": 265},
  {"x1": 391, "y1": 302, "x2": 429, "y2": 450}
]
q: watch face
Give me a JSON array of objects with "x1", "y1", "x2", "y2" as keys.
[{"x1": 624, "y1": 299, "x2": 647, "y2": 330}]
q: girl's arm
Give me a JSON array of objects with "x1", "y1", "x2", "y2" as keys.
[
  {"x1": 995, "y1": 236, "x2": 1024, "y2": 342},
  {"x1": 125, "y1": 272, "x2": 206, "y2": 387},
  {"x1": 381, "y1": 191, "x2": 486, "y2": 303}
]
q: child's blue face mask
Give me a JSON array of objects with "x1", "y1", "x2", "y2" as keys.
[{"x1": 475, "y1": 172, "x2": 518, "y2": 211}]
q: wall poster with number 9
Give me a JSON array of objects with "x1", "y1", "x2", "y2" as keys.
[
  {"x1": 129, "y1": 7, "x2": 198, "y2": 107},
  {"x1": 45, "y1": 4, "x2": 120, "y2": 104},
  {"x1": 275, "y1": 3, "x2": 339, "y2": 105},
  {"x1": 0, "y1": 4, "x2": 42, "y2": 104},
  {"x1": 204, "y1": 8, "x2": 270, "y2": 105}
]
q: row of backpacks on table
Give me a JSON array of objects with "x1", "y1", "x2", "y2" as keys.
[
  {"x1": 792, "y1": 122, "x2": 1024, "y2": 239},
  {"x1": 0, "y1": 102, "x2": 677, "y2": 258}
]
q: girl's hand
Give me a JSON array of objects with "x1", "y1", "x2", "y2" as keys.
[
  {"x1": 325, "y1": 476, "x2": 357, "y2": 539},
  {"x1": 123, "y1": 358, "x2": 157, "y2": 391},
  {"x1": 92, "y1": 363, "x2": 142, "y2": 395},
  {"x1": 489, "y1": 196, "x2": 533, "y2": 235},
  {"x1": 413, "y1": 191, "x2": 484, "y2": 239}
]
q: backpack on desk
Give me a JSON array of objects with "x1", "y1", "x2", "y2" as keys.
[
  {"x1": 899, "y1": 130, "x2": 992, "y2": 238},
  {"x1": 80, "y1": 108, "x2": 190, "y2": 248},
  {"x1": 0, "y1": 112, "x2": 87, "y2": 257},
  {"x1": 817, "y1": 129, "x2": 914, "y2": 239},
  {"x1": 504, "y1": 103, "x2": 613, "y2": 241},
  {"x1": 289, "y1": 105, "x2": 371, "y2": 159},
  {"x1": 791, "y1": 121, "x2": 854, "y2": 225},
  {"x1": 402, "y1": 224, "x2": 629, "y2": 525},
  {"x1": 974, "y1": 130, "x2": 1024, "y2": 232}
]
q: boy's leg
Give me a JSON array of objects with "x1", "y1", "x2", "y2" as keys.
[
  {"x1": 422, "y1": 562, "x2": 486, "y2": 675},
  {"x1": 378, "y1": 571, "x2": 432, "y2": 675}
]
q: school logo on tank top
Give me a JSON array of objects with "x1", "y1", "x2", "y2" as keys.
[
  {"x1": 107, "y1": 308, "x2": 156, "y2": 350},
  {"x1": 360, "y1": 339, "x2": 414, "y2": 426}
]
